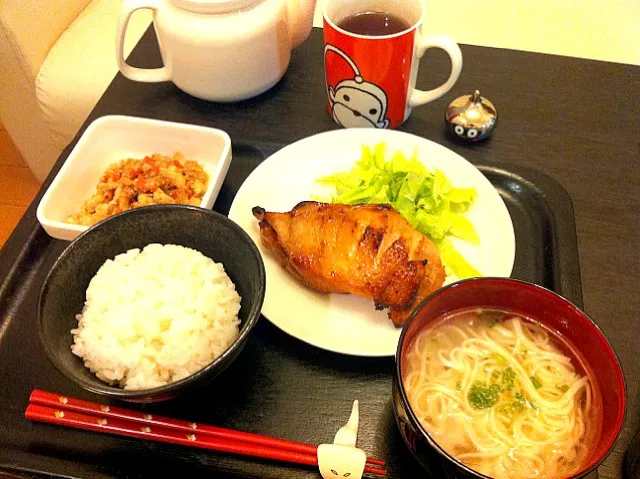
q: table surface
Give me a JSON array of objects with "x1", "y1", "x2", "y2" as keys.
[{"x1": 2, "y1": 26, "x2": 639, "y2": 479}]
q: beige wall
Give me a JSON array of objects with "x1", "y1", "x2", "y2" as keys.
[{"x1": 313, "y1": 0, "x2": 640, "y2": 65}]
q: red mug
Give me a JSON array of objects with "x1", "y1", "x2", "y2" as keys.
[{"x1": 323, "y1": 0, "x2": 463, "y2": 129}]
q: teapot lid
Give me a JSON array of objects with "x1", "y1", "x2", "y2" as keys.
[{"x1": 170, "y1": 0, "x2": 261, "y2": 14}]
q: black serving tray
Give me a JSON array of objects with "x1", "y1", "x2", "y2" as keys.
[{"x1": 0, "y1": 138, "x2": 596, "y2": 479}]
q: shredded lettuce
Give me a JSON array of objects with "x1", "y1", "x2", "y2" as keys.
[{"x1": 316, "y1": 143, "x2": 481, "y2": 279}]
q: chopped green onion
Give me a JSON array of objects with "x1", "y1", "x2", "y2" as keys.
[
  {"x1": 468, "y1": 383, "x2": 503, "y2": 409},
  {"x1": 502, "y1": 367, "x2": 517, "y2": 391},
  {"x1": 530, "y1": 376, "x2": 542, "y2": 389}
]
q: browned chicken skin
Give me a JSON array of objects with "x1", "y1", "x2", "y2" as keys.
[{"x1": 252, "y1": 201, "x2": 445, "y2": 326}]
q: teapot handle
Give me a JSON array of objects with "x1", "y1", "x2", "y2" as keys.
[{"x1": 116, "y1": 0, "x2": 171, "y2": 82}]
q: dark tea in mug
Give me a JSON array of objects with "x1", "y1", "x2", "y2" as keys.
[{"x1": 337, "y1": 11, "x2": 410, "y2": 36}]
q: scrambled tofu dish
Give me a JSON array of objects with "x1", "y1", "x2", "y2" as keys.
[{"x1": 65, "y1": 152, "x2": 209, "y2": 226}]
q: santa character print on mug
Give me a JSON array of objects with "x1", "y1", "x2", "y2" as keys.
[
  {"x1": 324, "y1": 44, "x2": 391, "y2": 129},
  {"x1": 323, "y1": 0, "x2": 463, "y2": 129}
]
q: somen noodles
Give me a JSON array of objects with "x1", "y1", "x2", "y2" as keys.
[{"x1": 402, "y1": 308, "x2": 601, "y2": 479}]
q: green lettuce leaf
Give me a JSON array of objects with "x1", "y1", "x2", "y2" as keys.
[{"x1": 316, "y1": 142, "x2": 481, "y2": 279}]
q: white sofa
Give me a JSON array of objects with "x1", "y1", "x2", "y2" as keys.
[{"x1": 0, "y1": 0, "x2": 152, "y2": 182}]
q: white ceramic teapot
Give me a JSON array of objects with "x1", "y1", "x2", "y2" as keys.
[{"x1": 116, "y1": 0, "x2": 317, "y2": 102}]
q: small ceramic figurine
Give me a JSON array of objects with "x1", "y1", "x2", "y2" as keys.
[
  {"x1": 317, "y1": 400, "x2": 367, "y2": 479},
  {"x1": 445, "y1": 90, "x2": 498, "y2": 142}
]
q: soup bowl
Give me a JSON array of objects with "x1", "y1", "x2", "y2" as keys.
[{"x1": 393, "y1": 277, "x2": 626, "y2": 479}]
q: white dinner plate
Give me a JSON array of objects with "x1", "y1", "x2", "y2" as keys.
[{"x1": 228, "y1": 129, "x2": 515, "y2": 357}]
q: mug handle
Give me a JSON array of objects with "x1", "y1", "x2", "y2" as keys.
[
  {"x1": 116, "y1": 0, "x2": 171, "y2": 82},
  {"x1": 408, "y1": 33, "x2": 463, "y2": 107}
]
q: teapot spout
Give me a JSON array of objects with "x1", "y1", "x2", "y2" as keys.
[{"x1": 287, "y1": 0, "x2": 317, "y2": 48}]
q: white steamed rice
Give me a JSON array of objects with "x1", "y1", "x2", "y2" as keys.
[{"x1": 71, "y1": 243, "x2": 241, "y2": 390}]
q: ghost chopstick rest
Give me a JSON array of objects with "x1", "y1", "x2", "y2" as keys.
[{"x1": 317, "y1": 400, "x2": 367, "y2": 479}]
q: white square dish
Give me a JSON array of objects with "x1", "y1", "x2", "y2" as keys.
[{"x1": 36, "y1": 115, "x2": 232, "y2": 241}]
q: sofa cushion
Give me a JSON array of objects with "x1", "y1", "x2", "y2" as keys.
[
  {"x1": 36, "y1": 0, "x2": 152, "y2": 157},
  {"x1": 0, "y1": 0, "x2": 93, "y2": 182},
  {"x1": 0, "y1": 0, "x2": 92, "y2": 78}
]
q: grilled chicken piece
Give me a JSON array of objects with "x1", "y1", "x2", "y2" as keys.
[{"x1": 252, "y1": 201, "x2": 445, "y2": 326}]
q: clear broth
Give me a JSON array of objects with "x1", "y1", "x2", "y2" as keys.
[{"x1": 403, "y1": 308, "x2": 603, "y2": 479}]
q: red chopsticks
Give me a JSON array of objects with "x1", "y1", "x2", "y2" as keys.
[{"x1": 26, "y1": 390, "x2": 386, "y2": 476}]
